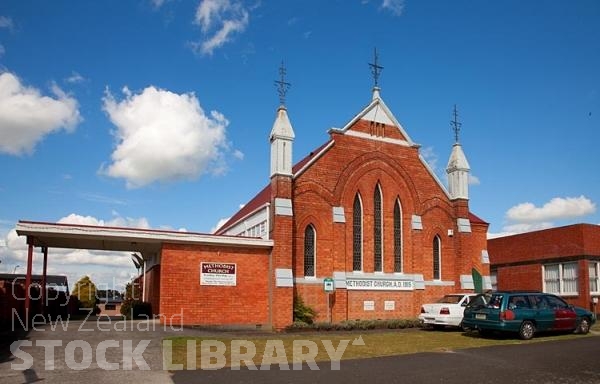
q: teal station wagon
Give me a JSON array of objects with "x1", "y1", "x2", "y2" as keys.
[{"x1": 462, "y1": 291, "x2": 596, "y2": 340}]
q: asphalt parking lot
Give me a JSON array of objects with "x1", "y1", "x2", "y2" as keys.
[{"x1": 1, "y1": 319, "x2": 599, "y2": 384}]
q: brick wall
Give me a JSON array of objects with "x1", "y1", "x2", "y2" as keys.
[
  {"x1": 288, "y1": 119, "x2": 489, "y2": 321},
  {"x1": 159, "y1": 243, "x2": 271, "y2": 328},
  {"x1": 490, "y1": 224, "x2": 600, "y2": 312}
]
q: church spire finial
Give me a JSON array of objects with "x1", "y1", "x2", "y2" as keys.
[
  {"x1": 274, "y1": 61, "x2": 291, "y2": 107},
  {"x1": 451, "y1": 104, "x2": 462, "y2": 143},
  {"x1": 369, "y1": 47, "x2": 384, "y2": 89}
]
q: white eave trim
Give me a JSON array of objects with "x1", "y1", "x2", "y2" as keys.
[
  {"x1": 418, "y1": 153, "x2": 452, "y2": 200},
  {"x1": 16, "y1": 221, "x2": 274, "y2": 248},
  {"x1": 217, "y1": 202, "x2": 270, "y2": 235},
  {"x1": 293, "y1": 140, "x2": 335, "y2": 179},
  {"x1": 332, "y1": 97, "x2": 415, "y2": 146}
]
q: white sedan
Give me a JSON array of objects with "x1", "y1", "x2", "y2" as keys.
[{"x1": 418, "y1": 293, "x2": 479, "y2": 329}]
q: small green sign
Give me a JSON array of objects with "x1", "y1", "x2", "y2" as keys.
[{"x1": 323, "y1": 277, "x2": 335, "y2": 293}]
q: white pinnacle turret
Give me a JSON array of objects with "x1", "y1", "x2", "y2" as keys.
[
  {"x1": 446, "y1": 105, "x2": 470, "y2": 200},
  {"x1": 270, "y1": 105, "x2": 295, "y2": 177}
]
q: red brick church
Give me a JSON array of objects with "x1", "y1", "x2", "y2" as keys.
[
  {"x1": 16, "y1": 62, "x2": 491, "y2": 330},
  {"x1": 215, "y1": 65, "x2": 491, "y2": 326}
]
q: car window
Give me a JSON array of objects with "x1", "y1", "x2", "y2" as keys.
[
  {"x1": 437, "y1": 295, "x2": 462, "y2": 304},
  {"x1": 465, "y1": 293, "x2": 490, "y2": 310},
  {"x1": 508, "y1": 295, "x2": 531, "y2": 309},
  {"x1": 545, "y1": 295, "x2": 569, "y2": 310},
  {"x1": 487, "y1": 294, "x2": 504, "y2": 309}
]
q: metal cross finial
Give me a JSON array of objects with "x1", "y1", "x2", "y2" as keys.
[
  {"x1": 369, "y1": 48, "x2": 384, "y2": 88},
  {"x1": 274, "y1": 61, "x2": 291, "y2": 106},
  {"x1": 451, "y1": 104, "x2": 462, "y2": 143}
]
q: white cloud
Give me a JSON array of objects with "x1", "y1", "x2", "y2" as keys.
[
  {"x1": 506, "y1": 196, "x2": 596, "y2": 223},
  {"x1": 65, "y1": 71, "x2": 86, "y2": 84},
  {"x1": 101, "y1": 85, "x2": 234, "y2": 188},
  {"x1": 150, "y1": 0, "x2": 167, "y2": 9},
  {"x1": 493, "y1": 196, "x2": 597, "y2": 237},
  {"x1": 0, "y1": 44, "x2": 5, "y2": 57},
  {"x1": 381, "y1": 0, "x2": 405, "y2": 16},
  {"x1": 468, "y1": 174, "x2": 480, "y2": 186},
  {"x1": 420, "y1": 146, "x2": 439, "y2": 173},
  {"x1": 210, "y1": 217, "x2": 231, "y2": 234},
  {"x1": 58, "y1": 213, "x2": 150, "y2": 229},
  {"x1": 192, "y1": 0, "x2": 250, "y2": 55},
  {"x1": 0, "y1": 16, "x2": 13, "y2": 29},
  {"x1": 0, "y1": 72, "x2": 82, "y2": 156},
  {"x1": 0, "y1": 213, "x2": 153, "y2": 289}
]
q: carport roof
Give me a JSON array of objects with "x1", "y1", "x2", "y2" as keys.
[{"x1": 16, "y1": 220, "x2": 273, "y2": 254}]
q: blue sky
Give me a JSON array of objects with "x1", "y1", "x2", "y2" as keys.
[{"x1": 0, "y1": 0, "x2": 599, "y2": 289}]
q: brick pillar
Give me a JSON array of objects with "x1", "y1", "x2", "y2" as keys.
[{"x1": 270, "y1": 175, "x2": 294, "y2": 330}]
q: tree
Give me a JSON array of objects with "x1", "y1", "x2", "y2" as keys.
[{"x1": 71, "y1": 275, "x2": 98, "y2": 310}]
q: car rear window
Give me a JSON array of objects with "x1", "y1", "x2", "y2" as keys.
[
  {"x1": 487, "y1": 294, "x2": 504, "y2": 309},
  {"x1": 437, "y1": 295, "x2": 463, "y2": 304}
]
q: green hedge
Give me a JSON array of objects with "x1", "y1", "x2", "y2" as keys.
[
  {"x1": 286, "y1": 318, "x2": 422, "y2": 332},
  {"x1": 120, "y1": 299, "x2": 152, "y2": 319}
]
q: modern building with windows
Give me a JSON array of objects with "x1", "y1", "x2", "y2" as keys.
[{"x1": 488, "y1": 223, "x2": 600, "y2": 314}]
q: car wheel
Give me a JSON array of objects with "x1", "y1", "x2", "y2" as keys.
[
  {"x1": 519, "y1": 320, "x2": 535, "y2": 340},
  {"x1": 576, "y1": 317, "x2": 591, "y2": 334}
]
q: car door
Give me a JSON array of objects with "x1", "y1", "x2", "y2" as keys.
[
  {"x1": 545, "y1": 295, "x2": 577, "y2": 330},
  {"x1": 529, "y1": 294, "x2": 554, "y2": 331}
]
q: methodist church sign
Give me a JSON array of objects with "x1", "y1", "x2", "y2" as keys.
[
  {"x1": 346, "y1": 278, "x2": 414, "y2": 291},
  {"x1": 200, "y1": 262, "x2": 237, "y2": 286}
]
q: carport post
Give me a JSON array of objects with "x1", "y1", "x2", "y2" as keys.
[
  {"x1": 41, "y1": 246, "x2": 48, "y2": 317},
  {"x1": 24, "y1": 238, "x2": 34, "y2": 318}
]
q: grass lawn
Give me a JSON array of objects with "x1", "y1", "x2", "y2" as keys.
[{"x1": 163, "y1": 324, "x2": 600, "y2": 369}]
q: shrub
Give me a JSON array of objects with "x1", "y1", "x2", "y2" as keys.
[
  {"x1": 120, "y1": 299, "x2": 152, "y2": 319},
  {"x1": 293, "y1": 295, "x2": 317, "y2": 324}
]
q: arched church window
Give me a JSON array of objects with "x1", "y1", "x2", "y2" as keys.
[
  {"x1": 433, "y1": 235, "x2": 441, "y2": 280},
  {"x1": 374, "y1": 184, "x2": 383, "y2": 272},
  {"x1": 394, "y1": 199, "x2": 403, "y2": 273},
  {"x1": 304, "y1": 225, "x2": 316, "y2": 277},
  {"x1": 353, "y1": 194, "x2": 363, "y2": 271}
]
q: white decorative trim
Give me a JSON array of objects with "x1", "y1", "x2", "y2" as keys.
[
  {"x1": 457, "y1": 218, "x2": 472, "y2": 233},
  {"x1": 424, "y1": 280, "x2": 456, "y2": 287},
  {"x1": 411, "y1": 215, "x2": 423, "y2": 230},
  {"x1": 460, "y1": 275, "x2": 474, "y2": 290},
  {"x1": 295, "y1": 277, "x2": 324, "y2": 285},
  {"x1": 274, "y1": 198, "x2": 293, "y2": 216},
  {"x1": 15, "y1": 221, "x2": 274, "y2": 249},
  {"x1": 332, "y1": 206, "x2": 346, "y2": 223},
  {"x1": 333, "y1": 271, "x2": 347, "y2": 289},
  {"x1": 413, "y1": 274, "x2": 425, "y2": 290},
  {"x1": 481, "y1": 249, "x2": 490, "y2": 264},
  {"x1": 340, "y1": 130, "x2": 411, "y2": 147},
  {"x1": 483, "y1": 276, "x2": 492, "y2": 290},
  {"x1": 275, "y1": 268, "x2": 294, "y2": 287}
]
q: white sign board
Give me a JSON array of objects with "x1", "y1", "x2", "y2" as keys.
[
  {"x1": 200, "y1": 262, "x2": 237, "y2": 286},
  {"x1": 363, "y1": 301, "x2": 375, "y2": 311},
  {"x1": 346, "y1": 278, "x2": 414, "y2": 291},
  {"x1": 384, "y1": 301, "x2": 395, "y2": 311}
]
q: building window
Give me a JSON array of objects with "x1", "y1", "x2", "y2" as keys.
[
  {"x1": 353, "y1": 193, "x2": 363, "y2": 271},
  {"x1": 304, "y1": 225, "x2": 316, "y2": 277},
  {"x1": 589, "y1": 262, "x2": 599, "y2": 294},
  {"x1": 393, "y1": 199, "x2": 402, "y2": 273},
  {"x1": 433, "y1": 235, "x2": 441, "y2": 280},
  {"x1": 543, "y1": 262, "x2": 579, "y2": 295},
  {"x1": 374, "y1": 184, "x2": 383, "y2": 272}
]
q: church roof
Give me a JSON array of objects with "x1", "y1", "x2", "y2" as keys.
[
  {"x1": 215, "y1": 140, "x2": 333, "y2": 234},
  {"x1": 216, "y1": 137, "x2": 487, "y2": 234}
]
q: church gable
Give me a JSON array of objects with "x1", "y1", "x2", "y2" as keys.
[{"x1": 331, "y1": 94, "x2": 415, "y2": 146}]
